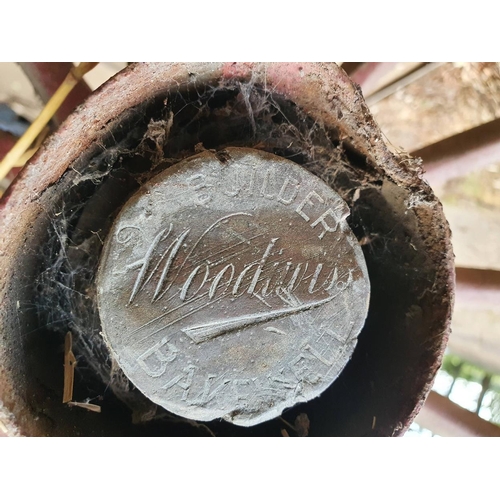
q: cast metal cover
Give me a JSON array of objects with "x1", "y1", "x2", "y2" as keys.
[{"x1": 97, "y1": 147, "x2": 370, "y2": 426}]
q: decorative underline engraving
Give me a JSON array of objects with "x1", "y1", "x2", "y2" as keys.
[
  {"x1": 182, "y1": 294, "x2": 336, "y2": 344},
  {"x1": 127, "y1": 265, "x2": 353, "y2": 348}
]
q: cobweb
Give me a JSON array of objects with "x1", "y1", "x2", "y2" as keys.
[{"x1": 33, "y1": 78, "x2": 385, "y2": 428}]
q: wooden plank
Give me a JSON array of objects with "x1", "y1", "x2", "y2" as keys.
[
  {"x1": 449, "y1": 268, "x2": 500, "y2": 373},
  {"x1": 416, "y1": 390, "x2": 500, "y2": 437},
  {"x1": 19, "y1": 63, "x2": 92, "y2": 125},
  {"x1": 349, "y1": 62, "x2": 425, "y2": 98},
  {"x1": 412, "y1": 117, "x2": 500, "y2": 187}
]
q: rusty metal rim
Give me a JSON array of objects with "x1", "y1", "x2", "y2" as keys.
[{"x1": 0, "y1": 63, "x2": 454, "y2": 436}]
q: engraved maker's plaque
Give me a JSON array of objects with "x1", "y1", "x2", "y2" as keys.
[{"x1": 97, "y1": 148, "x2": 370, "y2": 426}]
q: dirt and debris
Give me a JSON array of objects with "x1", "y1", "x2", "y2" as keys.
[
  {"x1": 67, "y1": 401, "x2": 101, "y2": 413},
  {"x1": 279, "y1": 413, "x2": 310, "y2": 437}
]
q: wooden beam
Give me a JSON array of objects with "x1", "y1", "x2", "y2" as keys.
[
  {"x1": 19, "y1": 63, "x2": 92, "y2": 125},
  {"x1": 412, "y1": 117, "x2": 500, "y2": 187},
  {"x1": 349, "y1": 62, "x2": 427, "y2": 99},
  {"x1": 416, "y1": 391, "x2": 500, "y2": 437},
  {"x1": 448, "y1": 268, "x2": 500, "y2": 374}
]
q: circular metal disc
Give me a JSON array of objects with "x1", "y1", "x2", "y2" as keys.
[{"x1": 97, "y1": 148, "x2": 370, "y2": 426}]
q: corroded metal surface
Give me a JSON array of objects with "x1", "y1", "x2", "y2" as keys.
[{"x1": 97, "y1": 148, "x2": 370, "y2": 425}]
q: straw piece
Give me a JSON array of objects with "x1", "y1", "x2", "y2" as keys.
[
  {"x1": 0, "y1": 62, "x2": 98, "y2": 181},
  {"x1": 62, "y1": 331, "x2": 77, "y2": 404}
]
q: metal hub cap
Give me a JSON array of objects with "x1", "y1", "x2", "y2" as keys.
[{"x1": 97, "y1": 147, "x2": 370, "y2": 426}]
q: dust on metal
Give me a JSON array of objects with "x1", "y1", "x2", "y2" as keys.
[{"x1": 97, "y1": 148, "x2": 370, "y2": 426}]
